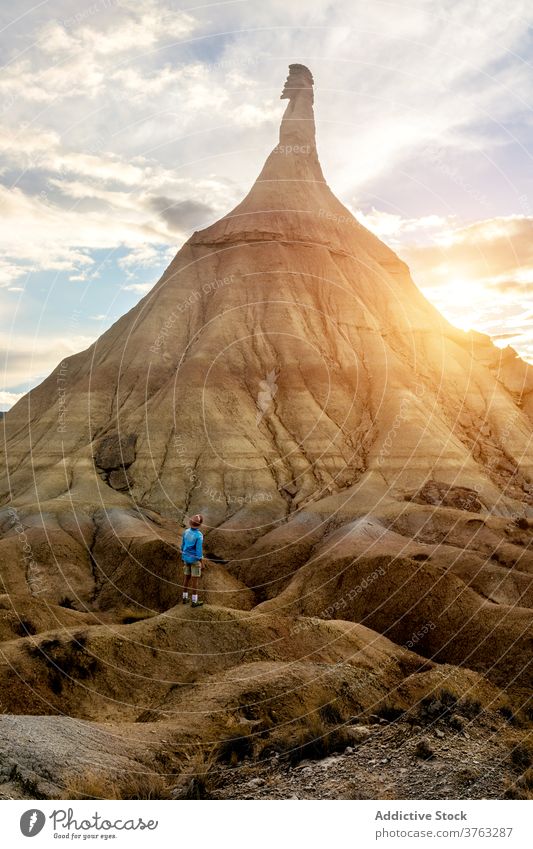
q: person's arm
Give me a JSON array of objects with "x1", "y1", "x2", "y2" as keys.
[
  {"x1": 180, "y1": 531, "x2": 185, "y2": 555},
  {"x1": 196, "y1": 532, "x2": 203, "y2": 562}
]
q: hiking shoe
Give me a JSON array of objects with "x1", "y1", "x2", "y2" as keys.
[
  {"x1": 182, "y1": 597, "x2": 189, "y2": 604},
  {"x1": 191, "y1": 600, "x2": 204, "y2": 608}
]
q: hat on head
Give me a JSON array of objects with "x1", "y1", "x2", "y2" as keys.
[{"x1": 189, "y1": 513, "x2": 203, "y2": 528}]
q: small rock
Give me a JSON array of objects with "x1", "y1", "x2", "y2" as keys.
[
  {"x1": 415, "y1": 739, "x2": 435, "y2": 760},
  {"x1": 381, "y1": 757, "x2": 388, "y2": 764},
  {"x1": 449, "y1": 714, "x2": 464, "y2": 731},
  {"x1": 344, "y1": 746, "x2": 353, "y2": 755},
  {"x1": 108, "y1": 467, "x2": 133, "y2": 491},
  {"x1": 345, "y1": 726, "x2": 372, "y2": 745},
  {"x1": 435, "y1": 730, "x2": 445, "y2": 739}
]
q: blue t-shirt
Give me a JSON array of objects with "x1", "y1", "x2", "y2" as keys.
[{"x1": 181, "y1": 527, "x2": 203, "y2": 563}]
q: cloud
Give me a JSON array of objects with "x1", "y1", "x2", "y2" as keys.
[
  {"x1": 0, "y1": 126, "x2": 146, "y2": 186},
  {"x1": 0, "y1": 2, "x2": 196, "y2": 104},
  {"x1": 0, "y1": 258, "x2": 29, "y2": 288},
  {"x1": 0, "y1": 183, "x2": 169, "y2": 286},
  {"x1": 46, "y1": 1, "x2": 195, "y2": 56},
  {"x1": 373, "y1": 213, "x2": 533, "y2": 358},
  {"x1": 117, "y1": 243, "x2": 175, "y2": 285},
  {"x1": 118, "y1": 244, "x2": 162, "y2": 269},
  {"x1": 0, "y1": 332, "x2": 99, "y2": 391},
  {"x1": 120, "y1": 282, "x2": 153, "y2": 293},
  {"x1": 0, "y1": 390, "x2": 24, "y2": 409},
  {"x1": 149, "y1": 196, "x2": 215, "y2": 232},
  {"x1": 402, "y1": 215, "x2": 533, "y2": 290},
  {"x1": 355, "y1": 208, "x2": 451, "y2": 244}
]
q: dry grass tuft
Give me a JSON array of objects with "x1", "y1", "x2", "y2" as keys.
[
  {"x1": 62, "y1": 770, "x2": 173, "y2": 800},
  {"x1": 173, "y1": 743, "x2": 221, "y2": 799},
  {"x1": 271, "y1": 713, "x2": 356, "y2": 766}
]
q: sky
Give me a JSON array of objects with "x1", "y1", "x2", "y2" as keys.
[{"x1": 1, "y1": 0, "x2": 532, "y2": 410}]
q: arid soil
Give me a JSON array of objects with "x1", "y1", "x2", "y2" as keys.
[{"x1": 0, "y1": 64, "x2": 532, "y2": 800}]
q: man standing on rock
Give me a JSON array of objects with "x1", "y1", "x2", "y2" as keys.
[{"x1": 181, "y1": 514, "x2": 205, "y2": 607}]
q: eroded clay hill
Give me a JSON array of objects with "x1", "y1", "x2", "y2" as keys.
[{"x1": 0, "y1": 64, "x2": 532, "y2": 799}]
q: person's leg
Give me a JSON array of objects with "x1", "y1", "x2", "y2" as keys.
[
  {"x1": 191, "y1": 563, "x2": 203, "y2": 606},
  {"x1": 182, "y1": 564, "x2": 191, "y2": 602}
]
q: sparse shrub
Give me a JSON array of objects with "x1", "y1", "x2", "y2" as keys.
[
  {"x1": 280, "y1": 718, "x2": 356, "y2": 767},
  {"x1": 25, "y1": 632, "x2": 98, "y2": 692},
  {"x1": 13, "y1": 618, "x2": 37, "y2": 637},
  {"x1": 412, "y1": 553, "x2": 430, "y2": 562},
  {"x1": 418, "y1": 690, "x2": 457, "y2": 723},
  {"x1": 173, "y1": 745, "x2": 221, "y2": 799},
  {"x1": 62, "y1": 770, "x2": 172, "y2": 800},
  {"x1": 135, "y1": 709, "x2": 164, "y2": 723},
  {"x1": 26, "y1": 637, "x2": 61, "y2": 658},
  {"x1": 514, "y1": 517, "x2": 529, "y2": 530},
  {"x1": 377, "y1": 704, "x2": 405, "y2": 722},
  {"x1": 50, "y1": 673, "x2": 63, "y2": 695},
  {"x1": 518, "y1": 767, "x2": 533, "y2": 791},
  {"x1": 178, "y1": 775, "x2": 214, "y2": 800},
  {"x1": 216, "y1": 733, "x2": 254, "y2": 766},
  {"x1": 503, "y1": 785, "x2": 528, "y2": 800},
  {"x1": 499, "y1": 706, "x2": 520, "y2": 726},
  {"x1": 504, "y1": 767, "x2": 533, "y2": 800},
  {"x1": 440, "y1": 690, "x2": 459, "y2": 710},
  {"x1": 418, "y1": 691, "x2": 483, "y2": 725},
  {"x1": 457, "y1": 767, "x2": 479, "y2": 786},
  {"x1": 457, "y1": 698, "x2": 482, "y2": 719},
  {"x1": 415, "y1": 739, "x2": 435, "y2": 760},
  {"x1": 58, "y1": 596, "x2": 76, "y2": 609},
  {"x1": 318, "y1": 702, "x2": 343, "y2": 726},
  {"x1": 524, "y1": 704, "x2": 533, "y2": 724},
  {"x1": 258, "y1": 744, "x2": 280, "y2": 761},
  {"x1": 509, "y1": 744, "x2": 532, "y2": 770}
]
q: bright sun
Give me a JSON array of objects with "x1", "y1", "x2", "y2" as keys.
[{"x1": 424, "y1": 278, "x2": 487, "y2": 333}]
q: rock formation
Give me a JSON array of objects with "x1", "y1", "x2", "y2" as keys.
[{"x1": 0, "y1": 64, "x2": 532, "y2": 799}]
